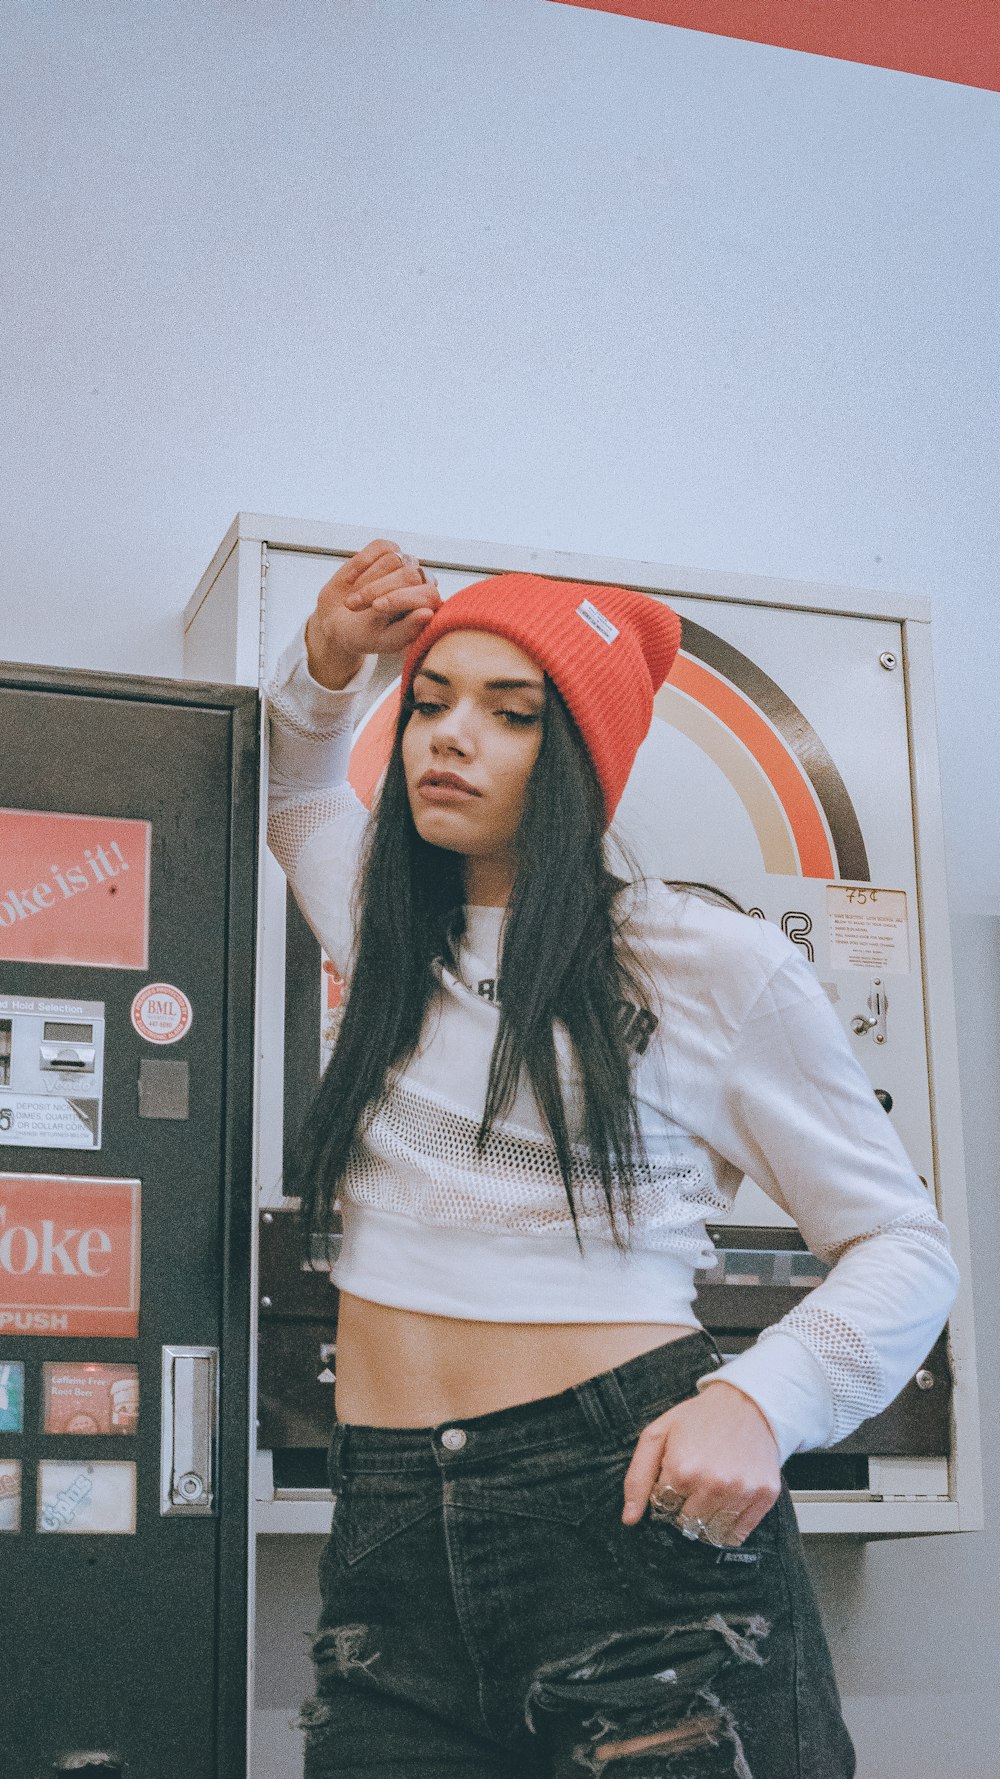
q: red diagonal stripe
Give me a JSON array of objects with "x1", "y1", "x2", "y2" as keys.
[{"x1": 548, "y1": 2, "x2": 1000, "y2": 94}]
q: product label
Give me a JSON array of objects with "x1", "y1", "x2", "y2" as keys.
[
  {"x1": 0, "y1": 809, "x2": 151, "y2": 969},
  {"x1": 0, "y1": 1460, "x2": 21, "y2": 1532},
  {"x1": 37, "y1": 1460, "x2": 137, "y2": 1534},
  {"x1": 0, "y1": 1361, "x2": 24, "y2": 1431},
  {"x1": 576, "y1": 599, "x2": 619, "y2": 644},
  {"x1": 43, "y1": 1362, "x2": 139, "y2": 1435},
  {"x1": 0, "y1": 1174, "x2": 140, "y2": 1337}
]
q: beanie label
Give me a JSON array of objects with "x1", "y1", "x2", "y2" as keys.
[{"x1": 576, "y1": 599, "x2": 619, "y2": 644}]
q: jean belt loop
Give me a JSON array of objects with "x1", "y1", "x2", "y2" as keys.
[
  {"x1": 329, "y1": 1420, "x2": 347, "y2": 1476},
  {"x1": 574, "y1": 1368, "x2": 636, "y2": 1444}
]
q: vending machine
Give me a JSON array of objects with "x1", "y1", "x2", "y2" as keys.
[
  {"x1": 184, "y1": 514, "x2": 981, "y2": 1548},
  {"x1": 0, "y1": 658, "x2": 259, "y2": 1779}
]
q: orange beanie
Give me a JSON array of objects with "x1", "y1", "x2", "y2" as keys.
[{"x1": 401, "y1": 573, "x2": 681, "y2": 824}]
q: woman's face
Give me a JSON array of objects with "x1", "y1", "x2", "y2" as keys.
[{"x1": 401, "y1": 629, "x2": 545, "y2": 876}]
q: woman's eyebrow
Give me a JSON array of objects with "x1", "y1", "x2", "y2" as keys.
[{"x1": 413, "y1": 668, "x2": 544, "y2": 693}]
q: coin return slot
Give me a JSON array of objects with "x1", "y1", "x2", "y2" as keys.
[{"x1": 40, "y1": 1021, "x2": 95, "y2": 1074}]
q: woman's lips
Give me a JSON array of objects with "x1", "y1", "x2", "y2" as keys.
[{"x1": 416, "y1": 782, "x2": 480, "y2": 804}]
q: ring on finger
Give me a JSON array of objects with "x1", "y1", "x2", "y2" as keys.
[
  {"x1": 700, "y1": 1510, "x2": 743, "y2": 1549},
  {"x1": 396, "y1": 549, "x2": 428, "y2": 586},
  {"x1": 648, "y1": 1482, "x2": 686, "y2": 1518},
  {"x1": 676, "y1": 1514, "x2": 709, "y2": 1542}
]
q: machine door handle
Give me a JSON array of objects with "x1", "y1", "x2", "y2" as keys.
[{"x1": 160, "y1": 1345, "x2": 218, "y2": 1516}]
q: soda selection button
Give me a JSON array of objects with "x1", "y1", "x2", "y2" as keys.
[{"x1": 440, "y1": 1428, "x2": 467, "y2": 1451}]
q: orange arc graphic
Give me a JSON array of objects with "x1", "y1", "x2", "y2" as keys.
[
  {"x1": 668, "y1": 656, "x2": 835, "y2": 878},
  {"x1": 347, "y1": 658, "x2": 836, "y2": 880}
]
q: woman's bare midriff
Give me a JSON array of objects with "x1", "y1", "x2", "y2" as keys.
[{"x1": 333, "y1": 1291, "x2": 700, "y2": 1426}]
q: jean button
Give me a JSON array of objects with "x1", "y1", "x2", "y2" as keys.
[{"x1": 441, "y1": 1427, "x2": 467, "y2": 1451}]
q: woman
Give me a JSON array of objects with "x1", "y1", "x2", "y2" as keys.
[{"x1": 266, "y1": 537, "x2": 958, "y2": 1779}]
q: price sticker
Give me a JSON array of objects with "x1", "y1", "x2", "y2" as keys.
[{"x1": 827, "y1": 886, "x2": 910, "y2": 974}]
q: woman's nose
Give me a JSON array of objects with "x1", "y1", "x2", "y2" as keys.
[{"x1": 430, "y1": 704, "x2": 474, "y2": 754}]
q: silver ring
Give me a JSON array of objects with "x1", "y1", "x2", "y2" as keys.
[
  {"x1": 677, "y1": 1514, "x2": 709, "y2": 1541},
  {"x1": 649, "y1": 1483, "x2": 686, "y2": 1518},
  {"x1": 702, "y1": 1510, "x2": 743, "y2": 1549}
]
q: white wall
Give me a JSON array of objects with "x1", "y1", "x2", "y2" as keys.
[{"x1": 4, "y1": 3, "x2": 998, "y2": 1773}]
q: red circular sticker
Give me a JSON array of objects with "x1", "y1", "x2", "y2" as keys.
[{"x1": 130, "y1": 983, "x2": 193, "y2": 1045}]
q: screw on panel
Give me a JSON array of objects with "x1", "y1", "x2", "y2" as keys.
[{"x1": 879, "y1": 651, "x2": 898, "y2": 671}]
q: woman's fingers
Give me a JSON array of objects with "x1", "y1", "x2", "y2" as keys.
[
  {"x1": 621, "y1": 1418, "x2": 672, "y2": 1523},
  {"x1": 367, "y1": 584, "x2": 442, "y2": 620},
  {"x1": 308, "y1": 540, "x2": 440, "y2": 669},
  {"x1": 622, "y1": 1387, "x2": 781, "y2": 1541},
  {"x1": 378, "y1": 607, "x2": 438, "y2": 651},
  {"x1": 345, "y1": 561, "x2": 439, "y2": 612}
]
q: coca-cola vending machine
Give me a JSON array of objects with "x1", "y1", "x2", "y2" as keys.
[{"x1": 0, "y1": 658, "x2": 259, "y2": 1779}]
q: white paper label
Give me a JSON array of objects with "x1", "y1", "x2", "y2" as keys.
[
  {"x1": 827, "y1": 886, "x2": 910, "y2": 974},
  {"x1": 576, "y1": 599, "x2": 619, "y2": 644}
]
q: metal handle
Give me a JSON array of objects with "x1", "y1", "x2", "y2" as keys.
[
  {"x1": 160, "y1": 1345, "x2": 218, "y2": 1516},
  {"x1": 851, "y1": 977, "x2": 888, "y2": 1044}
]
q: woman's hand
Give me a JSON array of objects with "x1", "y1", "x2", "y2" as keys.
[
  {"x1": 305, "y1": 537, "x2": 442, "y2": 690},
  {"x1": 621, "y1": 1380, "x2": 781, "y2": 1546}
]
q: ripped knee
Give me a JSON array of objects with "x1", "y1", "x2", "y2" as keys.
[
  {"x1": 310, "y1": 1623, "x2": 380, "y2": 1681},
  {"x1": 523, "y1": 1616, "x2": 769, "y2": 1775},
  {"x1": 296, "y1": 1625, "x2": 381, "y2": 1742}
]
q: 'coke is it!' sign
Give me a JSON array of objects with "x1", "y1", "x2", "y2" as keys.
[{"x1": 0, "y1": 809, "x2": 151, "y2": 970}]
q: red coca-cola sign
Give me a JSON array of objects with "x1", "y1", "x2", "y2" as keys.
[
  {"x1": 0, "y1": 808, "x2": 151, "y2": 970},
  {"x1": 0, "y1": 1174, "x2": 141, "y2": 1337}
]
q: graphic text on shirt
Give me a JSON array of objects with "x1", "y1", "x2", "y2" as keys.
[{"x1": 476, "y1": 978, "x2": 658, "y2": 1056}]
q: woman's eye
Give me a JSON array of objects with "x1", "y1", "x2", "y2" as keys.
[{"x1": 411, "y1": 700, "x2": 539, "y2": 726}]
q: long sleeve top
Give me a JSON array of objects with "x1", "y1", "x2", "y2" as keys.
[{"x1": 265, "y1": 619, "x2": 959, "y2": 1465}]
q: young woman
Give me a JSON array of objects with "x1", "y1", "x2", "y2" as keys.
[{"x1": 266, "y1": 537, "x2": 958, "y2": 1779}]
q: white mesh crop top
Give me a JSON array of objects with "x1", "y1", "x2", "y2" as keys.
[{"x1": 265, "y1": 620, "x2": 959, "y2": 1464}]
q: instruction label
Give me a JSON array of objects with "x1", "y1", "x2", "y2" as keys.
[
  {"x1": 0, "y1": 996, "x2": 105, "y2": 1151},
  {"x1": 827, "y1": 885, "x2": 910, "y2": 974}
]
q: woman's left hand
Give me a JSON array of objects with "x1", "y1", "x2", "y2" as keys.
[{"x1": 621, "y1": 1380, "x2": 782, "y2": 1546}]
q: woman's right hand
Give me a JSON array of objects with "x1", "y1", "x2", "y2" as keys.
[{"x1": 305, "y1": 537, "x2": 442, "y2": 689}]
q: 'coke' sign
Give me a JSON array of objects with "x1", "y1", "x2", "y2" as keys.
[{"x1": 0, "y1": 1174, "x2": 140, "y2": 1337}]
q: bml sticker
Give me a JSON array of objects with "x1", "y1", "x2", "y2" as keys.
[{"x1": 130, "y1": 984, "x2": 193, "y2": 1045}]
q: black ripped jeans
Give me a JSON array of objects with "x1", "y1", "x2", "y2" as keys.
[{"x1": 302, "y1": 1330, "x2": 855, "y2": 1778}]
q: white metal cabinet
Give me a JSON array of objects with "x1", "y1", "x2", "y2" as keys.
[{"x1": 184, "y1": 512, "x2": 981, "y2": 1540}]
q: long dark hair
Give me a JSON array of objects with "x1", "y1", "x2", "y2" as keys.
[{"x1": 289, "y1": 673, "x2": 659, "y2": 1259}]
